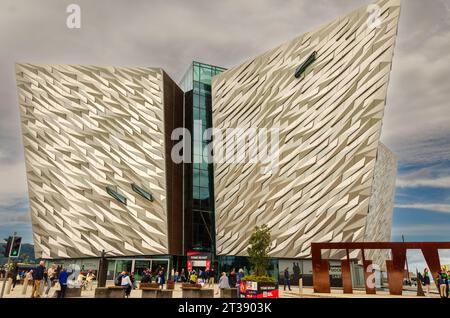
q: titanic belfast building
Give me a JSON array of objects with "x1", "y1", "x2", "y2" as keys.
[{"x1": 16, "y1": 0, "x2": 400, "y2": 286}]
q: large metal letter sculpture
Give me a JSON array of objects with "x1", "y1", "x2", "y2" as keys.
[{"x1": 312, "y1": 242, "x2": 450, "y2": 296}]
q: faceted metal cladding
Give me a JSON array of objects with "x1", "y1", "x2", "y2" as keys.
[
  {"x1": 16, "y1": 64, "x2": 183, "y2": 259},
  {"x1": 212, "y1": 0, "x2": 401, "y2": 258},
  {"x1": 364, "y1": 144, "x2": 397, "y2": 269}
]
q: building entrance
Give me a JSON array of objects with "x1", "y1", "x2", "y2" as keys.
[{"x1": 106, "y1": 258, "x2": 170, "y2": 282}]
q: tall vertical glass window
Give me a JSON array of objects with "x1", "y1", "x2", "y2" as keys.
[{"x1": 180, "y1": 62, "x2": 226, "y2": 256}]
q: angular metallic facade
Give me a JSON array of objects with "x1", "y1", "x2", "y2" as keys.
[
  {"x1": 212, "y1": 0, "x2": 401, "y2": 258},
  {"x1": 16, "y1": 64, "x2": 183, "y2": 259},
  {"x1": 364, "y1": 143, "x2": 397, "y2": 268}
]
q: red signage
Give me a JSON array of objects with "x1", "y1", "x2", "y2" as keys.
[{"x1": 239, "y1": 281, "x2": 279, "y2": 298}]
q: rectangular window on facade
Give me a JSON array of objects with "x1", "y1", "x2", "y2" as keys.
[
  {"x1": 106, "y1": 186, "x2": 127, "y2": 205},
  {"x1": 131, "y1": 183, "x2": 154, "y2": 202},
  {"x1": 295, "y1": 51, "x2": 317, "y2": 78}
]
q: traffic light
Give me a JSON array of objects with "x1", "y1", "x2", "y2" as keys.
[
  {"x1": 9, "y1": 237, "x2": 22, "y2": 258},
  {"x1": 3, "y1": 237, "x2": 12, "y2": 257}
]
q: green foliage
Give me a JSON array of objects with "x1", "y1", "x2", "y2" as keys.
[
  {"x1": 241, "y1": 275, "x2": 275, "y2": 283},
  {"x1": 246, "y1": 224, "x2": 271, "y2": 276}
]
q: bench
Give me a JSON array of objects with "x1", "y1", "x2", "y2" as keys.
[{"x1": 140, "y1": 287, "x2": 173, "y2": 298}]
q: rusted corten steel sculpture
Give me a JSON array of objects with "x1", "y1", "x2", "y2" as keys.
[{"x1": 312, "y1": 242, "x2": 450, "y2": 296}]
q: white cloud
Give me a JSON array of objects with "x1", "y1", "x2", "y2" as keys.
[
  {"x1": 396, "y1": 175, "x2": 450, "y2": 188},
  {"x1": 0, "y1": 211, "x2": 30, "y2": 225},
  {"x1": 395, "y1": 203, "x2": 450, "y2": 214},
  {"x1": 405, "y1": 250, "x2": 450, "y2": 273},
  {"x1": 0, "y1": 161, "x2": 28, "y2": 201},
  {"x1": 392, "y1": 223, "x2": 450, "y2": 236}
]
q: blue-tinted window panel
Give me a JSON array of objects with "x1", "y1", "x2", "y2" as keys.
[
  {"x1": 131, "y1": 184, "x2": 154, "y2": 202},
  {"x1": 193, "y1": 93, "x2": 200, "y2": 107},
  {"x1": 193, "y1": 187, "x2": 200, "y2": 200},
  {"x1": 193, "y1": 107, "x2": 200, "y2": 120},
  {"x1": 199, "y1": 187, "x2": 209, "y2": 200},
  {"x1": 193, "y1": 174, "x2": 200, "y2": 187},
  {"x1": 193, "y1": 65, "x2": 200, "y2": 82},
  {"x1": 106, "y1": 186, "x2": 127, "y2": 205},
  {"x1": 200, "y1": 67, "x2": 212, "y2": 85}
]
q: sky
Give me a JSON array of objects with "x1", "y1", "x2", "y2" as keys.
[{"x1": 0, "y1": 0, "x2": 449, "y2": 270}]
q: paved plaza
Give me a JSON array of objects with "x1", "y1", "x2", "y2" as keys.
[{"x1": 2, "y1": 282, "x2": 440, "y2": 299}]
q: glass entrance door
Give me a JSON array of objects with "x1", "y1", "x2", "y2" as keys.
[
  {"x1": 151, "y1": 260, "x2": 169, "y2": 280},
  {"x1": 134, "y1": 260, "x2": 151, "y2": 282},
  {"x1": 115, "y1": 260, "x2": 132, "y2": 276}
]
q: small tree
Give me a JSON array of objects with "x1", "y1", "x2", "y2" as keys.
[{"x1": 247, "y1": 224, "x2": 271, "y2": 276}]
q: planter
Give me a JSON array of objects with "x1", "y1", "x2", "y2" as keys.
[
  {"x1": 166, "y1": 280, "x2": 175, "y2": 290},
  {"x1": 141, "y1": 288, "x2": 173, "y2": 298},
  {"x1": 240, "y1": 281, "x2": 278, "y2": 298},
  {"x1": 94, "y1": 287, "x2": 109, "y2": 298},
  {"x1": 181, "y1": 283, "x2": 202, "y2": 289},
  {"x1": 107, "y1": 286, "x2": 126, "y2": 298},
  {"x1": 139, "y1": 282, "x2": 159, "y2": 289},
  {"x1": 53, "y1": 287, "x2": 82, "y2": 298},
  {"x1": 181, "y1": 285, "x2": 202, "y2": 298},
  {"x1": 220, "y1": 288, "x2": 237, "y2": 298}
]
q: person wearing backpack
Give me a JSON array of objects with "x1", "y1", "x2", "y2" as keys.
[
  {"x1": 120, "y1": 272, "x2": 133, "y2": 297},
  {"x1": 115, "y1": 272, "x2": 123, "y2": 286}
]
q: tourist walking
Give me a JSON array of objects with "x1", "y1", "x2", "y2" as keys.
[
  {"x1": 31, "y1": 261, "x2": 46, "y2": 298},
  {"x1": 189, "y1": 270, "x2": 197, "y2": 284},
  {"x1": 59, "y1": 267, "x2": 68, "y2": 298},
  {"x1": 22, "y1": 270, "x2": 33, "y2": 295},
  {"x1": 236, "y1": 269, "x2": 244, "y2": 298},
  {"x1": 157, "y1": 271, "x2": 165, "y2": 289},
  {"x1": 180, "y1": 268, "x2": 186, "y2": 282},
  {"x1": 284, "y1": 267, "x2": 292, "y2": 291},
  {"x1": 86, "y1": 270, "x2": 96, "y2": 291},
  {"x1": 229, "y1": 268, "x2": 236, "y2": 287},
  {"x1": 11, "y1": 263, "x2": 18, "y2": 292},
  {"x1": 208, "y1": 268, "x2": 216, "y2": 287},
  {"x1": 216, "y1": 272, "x2": 230, "y2": 295},
  {"x1": 423, "y1": 268, "x2": 431, "y2": 296},
  {"x1": 120, "y1": 271, "x2": 133, "y2": 297},
  {"x1": 44, "y1": 264, "x2": 56, "y2": 297}
]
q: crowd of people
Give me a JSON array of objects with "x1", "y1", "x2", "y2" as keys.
[
  {"x1": 3, "y1": 261, "x2": 450, "y2": 298},
  {"x1": 417, "y1": 268, "x2": 450, "y2": 298},
  {"x1": 1, "y1": 260, "x2": 96, "y2": 298},
  {"x1": 116, "y1": 266, "x2": 246, "y2": 297}
]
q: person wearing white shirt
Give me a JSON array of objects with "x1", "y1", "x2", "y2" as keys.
[{"x1": 120, "y1": 271, "x2": 133, "y2": 297}]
